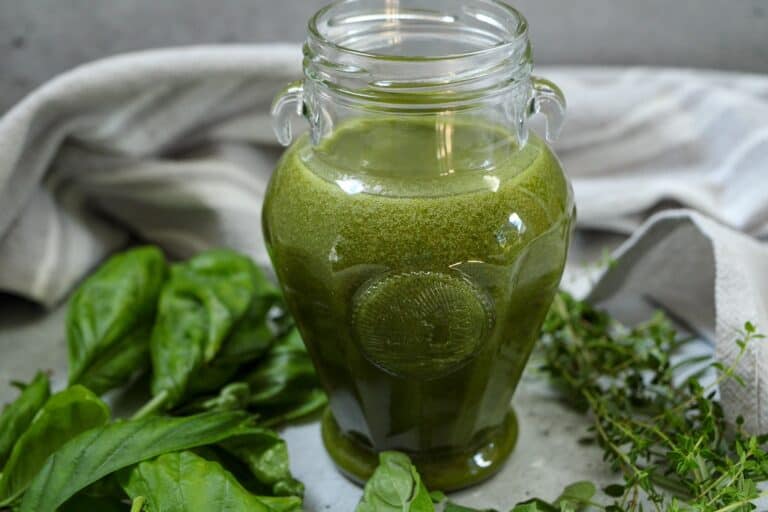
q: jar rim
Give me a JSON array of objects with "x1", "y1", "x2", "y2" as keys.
[{"x1": 307, "y1": 0, "x2": 529, "y2": 63}]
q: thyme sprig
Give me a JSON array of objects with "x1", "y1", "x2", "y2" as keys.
[{"x1": 538, "y1": 292, "x2": 768, "y2": 512}]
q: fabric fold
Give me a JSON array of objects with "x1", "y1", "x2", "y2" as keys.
[
  {"x1": 588, "y1": 209, "x2": 768, "y2": 432},
  {"x1": 0, "y1": 45, "x2": 299, "y2": 304}
]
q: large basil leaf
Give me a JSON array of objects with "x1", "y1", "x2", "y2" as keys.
[
  {"x1": 0, "y1": 372, "x2": 50, "y2": 468},
  {"x1": 356, "y1": 451, "x2": 434, "y2": 512},
  {"x1": 220, "y1": 428, "x2": 304, "y2": 497},
  {"x1": 19, "y1": 411, "x2": 257, "y2": 512},
  {"x1": 119, "y1": 451, "x2": 302, "y2": 512},
  {"x1": 68, "y1": 246, "x2": 166, "y2": 395},
  {"x1": 243, "y1": 328, "x2": 327, "y2": 425},
  {"x1": 149, "y1": 249, "x2": 259, "y2": 408},
  {"x1": 0, "y1": 385, "x2": 110, "y2": 506}
]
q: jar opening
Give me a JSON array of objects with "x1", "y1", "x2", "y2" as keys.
[{"x1": 308, "y1": 0, "x2": 528, "y2": 61}]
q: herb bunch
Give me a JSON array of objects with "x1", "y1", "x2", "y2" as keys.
[
  {"x1": 0, "y1": 247, "x2": 324, "y2": 512},
  {"x1": 538, "y1": 291, "x2": 768, "y2": 511}
]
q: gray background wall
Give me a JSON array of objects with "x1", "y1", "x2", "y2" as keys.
[{"x1": 1, "y1": 0, "x2": 767, "y2": 113}]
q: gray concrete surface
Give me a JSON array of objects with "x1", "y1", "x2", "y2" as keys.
[{"x1": 1, "y1": 0, "x2": 767, "y2": 113}]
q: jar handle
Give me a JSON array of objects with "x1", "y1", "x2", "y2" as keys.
[
  {"x1": 530, "y1": 76, "x2": 566, "y2": 142},
  {"x1": 271, "y1": 80, "x2": 305, "y2": 146}
]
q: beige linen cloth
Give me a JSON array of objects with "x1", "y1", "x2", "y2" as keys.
[{"x1": 0, "y1": 46, "x2": 767, "y2": 431}]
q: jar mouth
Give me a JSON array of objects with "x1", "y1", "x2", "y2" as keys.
[{"x1": 308, "y1": 0, "x2": 529, "y2": 62}]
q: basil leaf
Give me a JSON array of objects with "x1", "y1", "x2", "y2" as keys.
[
  {"x1": 119, "y1": 450, "x2": 302, "y2": 512},
  {"x1": 511, "y1": 498, "x2": 558, "y2": 512},
  {"x1": 244, "y1": 328, "x2": 327, "y2": 425},
  {"x1": 256, "y1": 495, "x2": 304, "y2": 512},
  {"x1": 0, "y1": 372, "x2": 50, "y2": 468},
  {"x1": 554, "y1": 481, "x2": 596, "y2": 509},
  {"x1": 220, "y1": 428, "x2": 304, "y2": 497},
  {"x1": 68, "y1": 246, "x2": 166, "y2": 395},
  {"x1": 356, "y1": 451, "x2": 434, "y2": 512},
  {"x1": 0, "y1": 385, "x2": 110, "y2": 505},
  {"x1": 19, "y1": 411, "x2": 258, "y2": 512},
  {"x1": 150, "y1": 250, "x2": 259, "y2": 408},
  {"x1": 510, "y1": 504, "x2": 543, "y2": 512}
]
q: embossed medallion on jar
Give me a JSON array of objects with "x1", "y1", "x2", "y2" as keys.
[{"x1": 352, "y1": 271, "x2": 494, "y2": 379}]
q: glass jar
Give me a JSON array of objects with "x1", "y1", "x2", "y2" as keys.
[{"x1": 264, "y1": 0, "x2": 574, "y2": 490}]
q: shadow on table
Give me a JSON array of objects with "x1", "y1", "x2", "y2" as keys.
[{"x1": 0, "y1": 293, "x2": 49, "y2": 330}]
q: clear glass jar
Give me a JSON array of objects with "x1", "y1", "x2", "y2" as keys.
[{"x1": 264, "y1": 0, "x2": 574, "y2": 490}]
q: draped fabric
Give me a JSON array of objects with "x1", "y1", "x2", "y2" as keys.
[{"x1": 1, "y1": 45, "x2": 767, "y2": 429}]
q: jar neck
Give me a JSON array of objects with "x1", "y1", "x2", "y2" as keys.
[
  {"x1": 303, "y1": 21, "x2": 533, "y2": 108},
  {"x1": 304, "y1": 0, "x2": 532, "y2": 143},
  {"x1": 272, "y1": 1, "x2": 566, "y2": 150}
]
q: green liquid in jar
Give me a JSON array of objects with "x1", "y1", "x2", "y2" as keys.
[{"x1": 263, "y1": 117, "x2": 574, "y2": 490}]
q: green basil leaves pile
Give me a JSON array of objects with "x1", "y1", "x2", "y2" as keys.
[
  {"x1": 0, "y1": 246, "x2": 324, "y2": 511},
  {"x1": 140, "y1": 249, "x2": 321, "y2": 419},
  {"x1": 20, "y1": 411, "x2": 266, "y2": 511},
  {"x1": 149, "y1": 250, "x2": 265, "y2": 409}
]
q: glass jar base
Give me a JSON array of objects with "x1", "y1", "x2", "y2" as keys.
[{"x1": 321, "y1": 407, "x2": 519, "y2": 492}]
